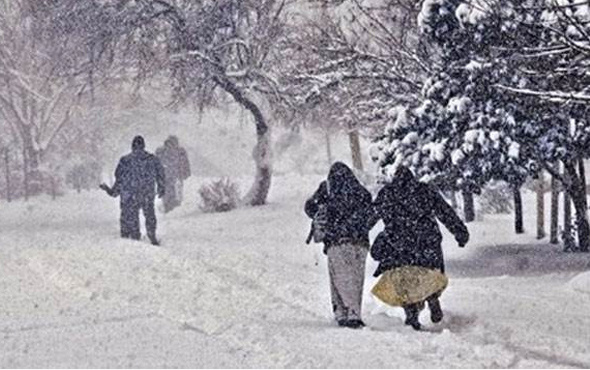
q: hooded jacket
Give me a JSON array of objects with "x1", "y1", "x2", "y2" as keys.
[
  {"x1": 370, "y1": 167, "x2": 469, "y2": 276},
  {"x1": 305, "y1": 162, "x2": 374, "y2": 250},
  {"x1": 112, "y1": 149, "x2": 166, "y2": 199},
  {"x1": 156, "y1": 136, "x2": 191, "y2": 181}
]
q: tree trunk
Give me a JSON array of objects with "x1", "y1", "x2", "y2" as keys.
[
  {"x1": 579, "y1": 159, "x2": 587, "y2": 211},
  {"x1": 325, "y1": 129, "x2": 333, "y2": 168},
  {"x1": 214, "y1": 76, "x2": 271, "y2": 206},
  {"x1": 570, "y1": 188, "x2": 590, "y2": 252},
  {"x1": 550, "y1": 173, "x2": 559, "y2": 244},
  {"x1": 3, "y1": 149, "x2": 10, "y2": 202},
  {"x1": 564, "y1": 161, "x2": 590, "y2": 252},
  {"x1": 23, "y1": 146, "x2": 29, "y2": 201},
  {"x1": 245, "y1": 130, "x2": 272, "y2": 206},
  {"x1": 462, "y1": 189, "x2": 475, "y2": 223},
  {"x1": 348, "y1": 130, "x2": 363, "y2": 171},
  {"x1": 564, "y1": 189, "x2": 572, "y2": 247},
  {"x1": 23, "y1": 134, "x2": 43, "y2": 198},
  {"x1": 536, "y1": 177, "x2": 545, "y2": 239},
  {"x1": 513, "y1": 184, "x2": 524, "y2": 234},
  {"x1": 50, "y1": 176, "x2": 56, "y2": 200}
]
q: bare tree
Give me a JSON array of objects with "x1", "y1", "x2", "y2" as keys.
[
  {"x1": 0, "y1": 0, "x2": 90, "y2": 196},
  {"x1": 53, "y1": 0, "x2": 295, "y2": 206},
  {"x1": 283, "y1": 0, "x2": 429, "y2": 171}
]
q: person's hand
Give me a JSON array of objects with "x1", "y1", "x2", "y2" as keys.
[
  {"x1": 457, "y1": 232, "x2": 469, "y2": 248},
  {"x1": 99, "y1": 183, "x2": 117, "y2": 197},
  {"x1": 158, "y1": 189, "x2": 165, "y2": 199}
]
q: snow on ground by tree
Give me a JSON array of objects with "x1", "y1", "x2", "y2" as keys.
[{"x1": 1, "y1": 175, "x2": 590, "y2": 368}]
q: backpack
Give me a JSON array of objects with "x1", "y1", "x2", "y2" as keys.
[
  {"x1": 306, "y1": 180, "x2": 331, "y2": 244},
  {"x1": 311, "y1": 204, "x2": 329, "y2": 243}
]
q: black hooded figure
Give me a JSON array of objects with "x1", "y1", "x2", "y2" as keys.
[
  {"x1": 304, "y1": 162, "x2": 374, "y2": 329},
  {"x1": 100, "y1": 136, "x2": 166, "y2": 245},
  {"x1": 371, "y1": 165, "x2": 469, "y2": 329}
]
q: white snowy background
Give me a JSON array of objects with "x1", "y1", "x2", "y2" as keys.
[{"x1": 1, "y1": 113, "x2": 590, "y2": 368}]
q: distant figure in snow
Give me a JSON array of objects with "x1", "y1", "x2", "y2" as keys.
[
  {"x1": 304, "y1": 162, "x2": 374, "y2": 329},
  {"x1": 155, "y1": 135, "x2": 191, "y2": 213},
  {"x1": 100, "y1": 135, "x2": 166, "y2": 245},
  {"x1": 370, "y1": 166, "x2": 469, "y2": 330}
]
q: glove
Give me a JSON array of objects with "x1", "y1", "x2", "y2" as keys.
[
  {"x1": 457, "y1": 232, "x2": 469, "y2": 248},
  {"x1": 99, "y1": 183, "x2": 114, "y2": 197}
]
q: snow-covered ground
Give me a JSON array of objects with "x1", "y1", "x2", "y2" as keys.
[{"x1": 2, "y1": 175, "x2": 590, "y2": 368}]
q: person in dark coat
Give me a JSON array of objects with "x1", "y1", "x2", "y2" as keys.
[
  {"x1": 100, "y1": 135, "x2": 166, "y2": 245},
  {"x1": 155, "y1": 135, "x2": 191, "y2": 213},
  {"x1": 304, "y1": 162, "x2": 374, "y2": 329},
  {"x1": 371, "y1": 166, "x2": 469, "y2": 330}
]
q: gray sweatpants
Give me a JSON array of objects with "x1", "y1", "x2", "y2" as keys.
[{"x1": 327, "y1": 243, "x2": 368, "y2": 322}]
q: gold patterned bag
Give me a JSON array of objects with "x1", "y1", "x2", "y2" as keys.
[{"x1": 371, "y1": 266, "x2": 448, "y2": 307}]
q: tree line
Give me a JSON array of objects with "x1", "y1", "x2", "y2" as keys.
[{"x1": 1, "y1": 0, "x2": 589, "y2": 251}]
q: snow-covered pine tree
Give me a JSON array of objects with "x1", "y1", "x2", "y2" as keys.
[
  {"x1": 372, "y1": 0, "x2": 531, "y2": 225},
  {"x1": 374, "y1": 0, "x2": 590, "y2": 249}
]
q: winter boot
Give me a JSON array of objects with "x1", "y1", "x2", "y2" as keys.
[
  {"x1": 404, "y1": 305, "x2": 422, "y2": 331},
  {"x1": 337, "y1": 319, "x2": 347, "y2": 327},
  {"x1": 344, "y1": 319, "x2": 365, "y2": 329},
  {"x1": 428, "y1": 297, "x2": 443, "y2": 323},
  {"x1": 148, "y1": 233, "x2": 160, "y2": 246}
]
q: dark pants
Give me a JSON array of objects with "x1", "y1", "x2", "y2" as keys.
[{"x1": 120, "y1": 192, "x2": 157, "y2": 241}]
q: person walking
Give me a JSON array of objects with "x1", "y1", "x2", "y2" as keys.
[
  {"x1": 156, "y1": 135, "x2": 191, "y2": 213},
  {"x1": 100, "y1": 135, "x2": 166, "y2": 245},
  {"x1": 305, "y1": 162, "x2": 374, "y2": 329},
  {"x1": 370, "y1": 166, "x2": 469, "y2": 330}
]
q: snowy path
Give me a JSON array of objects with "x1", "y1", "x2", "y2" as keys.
[{"x1": 1, "y1": 175, "x2": 590, "y2": 368}]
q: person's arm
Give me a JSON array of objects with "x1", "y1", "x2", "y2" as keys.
[
  {"x1": 304, "y1": 181, "x2": 328, "y2": 218},
  {"x1": 101, "y1": 159, "x2": 124, "y2": 197},
  {"x1": 99, "y1": 183, "x2": 116, "y2": 197},
  {"x1": 368, "y1": 187, "x2": 390, "y2": 229},
  {"x1": 431, "y1": 187, "x2": 469, "y2": 247},
  {"x1": 180, "y1": 148, "x2": 191, "y2": 180}
]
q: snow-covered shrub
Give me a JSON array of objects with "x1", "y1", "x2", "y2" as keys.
[
  {"x1": 478, "y1": 181, "x2": 513, "y2": 214},
  {"x1": 198, "y1": 178, "x2": 241, "y2": 213}
]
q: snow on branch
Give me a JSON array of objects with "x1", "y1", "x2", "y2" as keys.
[
  {"x1": 170, "y1": 49, "x2": 223, "y2": 69},
  {"x1": 297, "y1": 70, "x2": 421, "y2": 104},
  {"x1": 495, "y1": 84, "x2": 590, "y2": 103}
]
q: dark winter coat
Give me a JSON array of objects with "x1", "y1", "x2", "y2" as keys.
[
  {"x1": 304, "y1": 162, "x2": 374, "y2": 252},
  {"x1": 371, "y1": 167, "x2": 469, "y2": 277},
  {"x1": 155, "y1": 136, "x2": 191, "y2": 182},
  {"x1": 112, "y1": 148, "x2": 166, "y2": 199}
]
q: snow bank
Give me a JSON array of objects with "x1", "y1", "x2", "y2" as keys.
[
  {"x1": 568, "y1": 272, "x2": 590, "y2": 295},
  {"x1": 3, "y1": 177, "x2": 590, "y2": 367}
]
